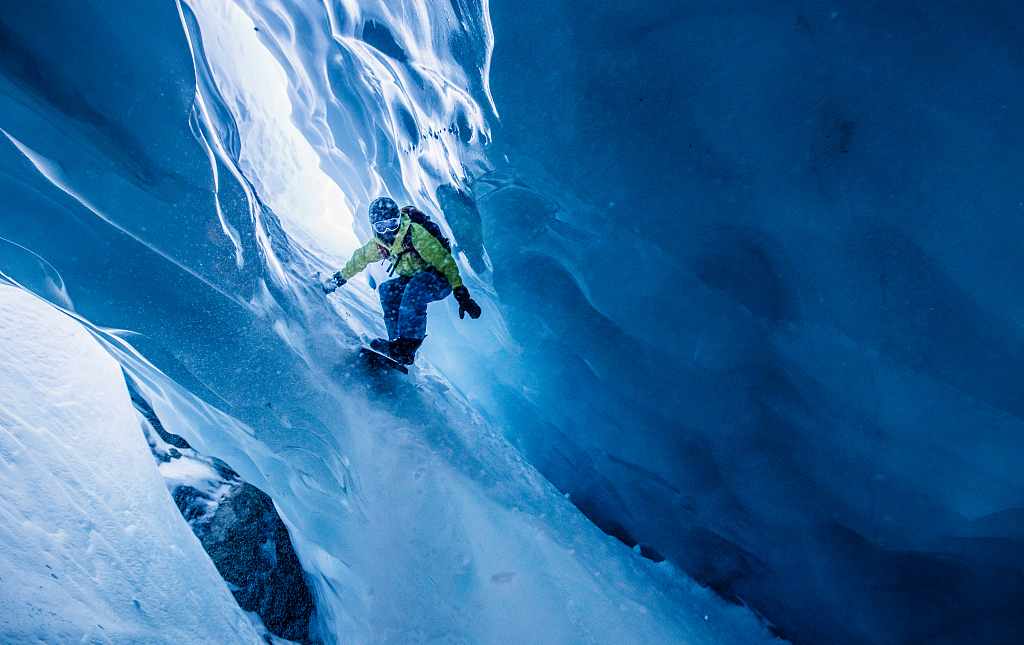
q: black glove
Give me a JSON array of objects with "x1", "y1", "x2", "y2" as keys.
[
  {"x1": 453, "y1": 285, "x2": 482, "y2": 319},
  {"x1": 321, "y1": 271, "x2": 347, "y2": 294}
]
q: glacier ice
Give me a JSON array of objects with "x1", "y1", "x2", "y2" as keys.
[
  {"x1": 478, "y1": 2, "x2": 1024, "y2": 644},
  {"x1": 0, "y1": 0, "x2": 780, "y2": 643}
]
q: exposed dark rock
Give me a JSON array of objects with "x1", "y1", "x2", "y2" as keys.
[
  {"x1": 195, "y1": 481, "x2": 315, "y2": 643},
  {"x1": 129, "y1": 388, "x2": 318, "y2": 643}
]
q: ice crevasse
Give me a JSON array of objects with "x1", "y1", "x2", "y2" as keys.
[{"x1": 0, "y1": 0, "x2": 780, "y2": 643}]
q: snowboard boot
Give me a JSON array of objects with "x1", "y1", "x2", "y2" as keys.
[
  {"x1": 369, "y1": 337, "x2": 391, "y2": 354},
  {"x1": 388, "y1": 337, "x2": 423, "y2": 365}
]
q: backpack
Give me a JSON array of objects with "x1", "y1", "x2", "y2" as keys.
[
  {"x1": 375, "y1": 206, "x2": 452, "y2": 269},
  {"x1": 401, "y1": 205, "x2": 452, "y2": 253}
]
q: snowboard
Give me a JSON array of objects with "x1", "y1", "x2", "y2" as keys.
[{"x1": 359, "y1": 346, "x2": 409, "y2": 374}]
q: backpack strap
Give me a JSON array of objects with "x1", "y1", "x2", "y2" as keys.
[{"x1": 374, "y1": 218, "x2": 415, "y2": 275}]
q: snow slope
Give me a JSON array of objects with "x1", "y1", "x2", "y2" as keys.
[
  {"x1": 0, "y1": 285, "x2": 259, "y2": 644},
  {"x1": 0, "y1": 279, "x2": 781, "y2": 644}
]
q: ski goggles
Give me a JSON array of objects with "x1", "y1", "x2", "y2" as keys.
[{"x1": 372, "y1": 217, "x2": 401, "y2": 234}]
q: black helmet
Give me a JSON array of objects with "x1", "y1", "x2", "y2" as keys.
[
  {"x1": 368, "y1": 196, "x2": 401, "y2": 239},
  {"x1": 369, "y1": 196, "x2": 399, "y2": 225}
]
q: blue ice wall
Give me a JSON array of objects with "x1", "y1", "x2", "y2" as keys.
[
  {"x1": 471, "y1": 1, "x2": 1024, "y2": 644},
  {"x1": 0, "y1": 1, "x2": 783, "y2": 643},
  {"x1": 3, "y1": 0, "x2": 1022, "y2": 642},
  {"x1": 0, "y1": 1, "x2": 321, "y2": 427}
]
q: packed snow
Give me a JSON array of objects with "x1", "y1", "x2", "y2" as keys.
[{"x1": 0, "y1": 285, "x2": 260, "y2": 643}]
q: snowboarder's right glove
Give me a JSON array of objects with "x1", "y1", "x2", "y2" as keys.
[
  {"x1": 321, "y1": 271, "x2": 346, "y2": 294},
  {"x1": 453, "y1": 286, "x2": 482, "y2": 319}
]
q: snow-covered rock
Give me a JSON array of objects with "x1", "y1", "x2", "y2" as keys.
[
  {"x1": 134, "y1": 391, "x2": 316, "y2": 643},
  {"x1": 0, "y1": 285, "x2": 260, "y2": 644}
]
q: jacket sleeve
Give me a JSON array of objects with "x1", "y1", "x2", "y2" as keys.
[
  {"x1": 339, "y1": 240, "x2": 381, "y2": 280},
  {"x1": 410, "y1": 224, "x2": 463, "y2": 289}
]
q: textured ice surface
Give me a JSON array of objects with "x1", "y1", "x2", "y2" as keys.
[
  {"x1": 0, "y1": 1, "x2": 779, "y2": 643},
  {"x1": 480, "y1": 2, "x2": 1024, "y2": 644},
  {"x1": 0, "y1": 285, "x2": 259, "y2": 644}
]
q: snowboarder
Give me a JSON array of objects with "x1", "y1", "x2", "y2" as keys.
[{"x1": 321, "y1": 196, "x2": 482, "y2": 366}]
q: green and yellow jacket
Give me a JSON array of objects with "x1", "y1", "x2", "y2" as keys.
[{"x1": 338, "y1": 215, "x2": 463, "y2": 288}]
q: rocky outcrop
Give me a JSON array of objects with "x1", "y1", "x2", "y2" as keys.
[{"x1": 130, "y1": 390, "x2": 317, "y2": 644}]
